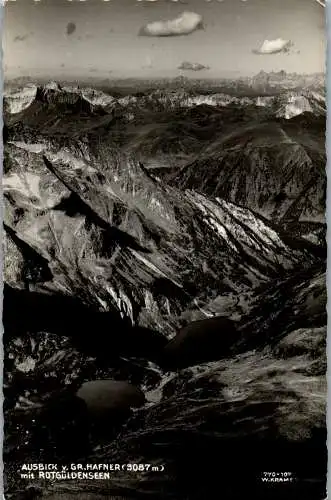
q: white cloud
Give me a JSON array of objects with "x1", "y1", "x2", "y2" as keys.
[
  {"x1": 139, "y1": 11, "x2": 204, "y2": 37},
  {"x1": 178, "y1": 61, "x2": 209, "y2": 71},
  {"x1": 253, "y1": 38, "x2": 292, "y2": 55}
]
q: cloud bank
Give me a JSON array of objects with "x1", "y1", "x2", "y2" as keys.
[
  {"x1": 139, "y1": 11, "x2": 203, "y2": 37},
  {"x1": 178, "y1": 61, "x2": 209, "y2": 71},
  {"x1": 253, "y1": 38, "x2": 292, "y2": 55}
]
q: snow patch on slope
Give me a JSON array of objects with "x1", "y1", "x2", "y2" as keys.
[
  {"x1": 8, "y1": 141, "x2": 47, "y2": 154},
  {"x1": 4, "y1": 172, "x2": 42, "y2": 202}
]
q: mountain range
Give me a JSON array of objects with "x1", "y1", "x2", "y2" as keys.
[{"x1": 3, "y1": 80, "x2": 327, "y2": 500}]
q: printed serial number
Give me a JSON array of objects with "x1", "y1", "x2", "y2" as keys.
[{"x1": 261, "y1": 472, "x2": 295, "y2": 483}]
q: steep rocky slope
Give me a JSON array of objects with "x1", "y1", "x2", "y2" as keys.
[
  {"x1": 170, "y1": 117, "x2": 326, "y2": 225},
  {"x1": 3, "y1": 140, "x2": 320, "y2": 335}
]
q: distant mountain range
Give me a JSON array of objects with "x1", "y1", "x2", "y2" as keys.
[{"x1": 3, "y1": 78, "x2": 325, "y2": 119}]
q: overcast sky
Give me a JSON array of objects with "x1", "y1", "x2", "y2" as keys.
[{"x1": 3, "y1": 0, "x2": 326, "y2": 81}]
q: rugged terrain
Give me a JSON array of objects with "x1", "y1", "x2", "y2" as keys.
[{"x1": 3, "y1": 81, "x2": 327, "y2": 500}]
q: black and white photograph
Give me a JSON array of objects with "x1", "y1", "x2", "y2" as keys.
[{"x1": 2, "y1": 0, "x2": 327, "y2": 498}]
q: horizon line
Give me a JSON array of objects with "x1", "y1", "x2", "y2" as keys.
[{"x1": 4, "y1": 70, "x2": 326, "y2": 84}]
